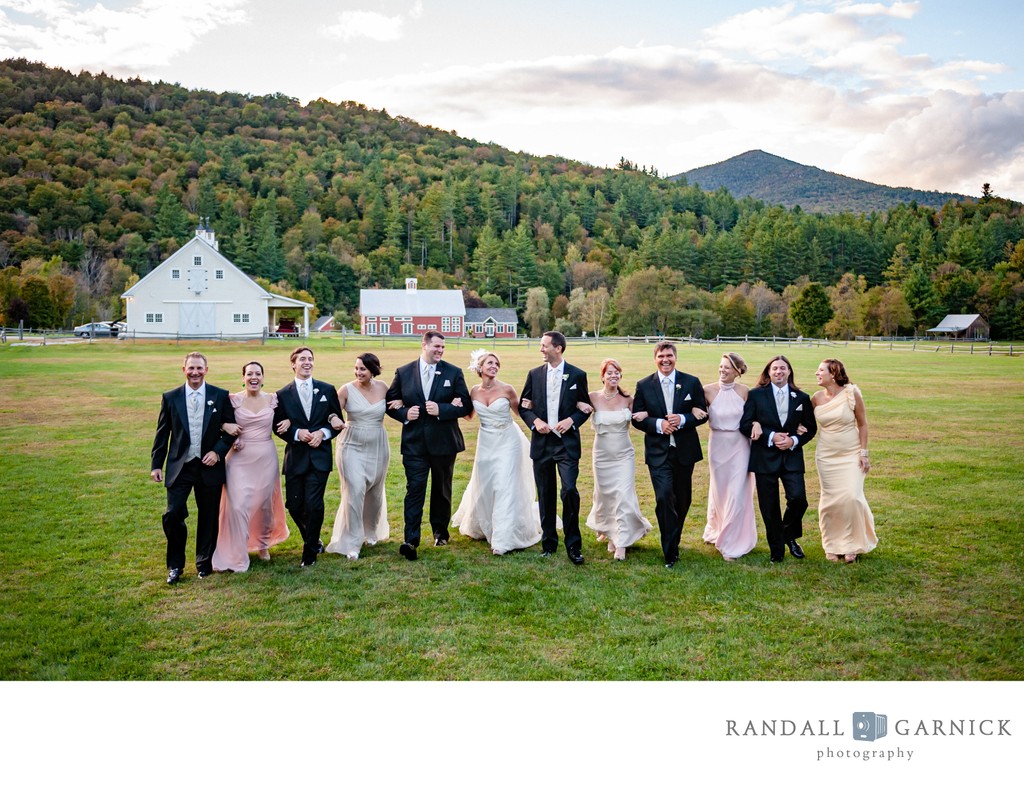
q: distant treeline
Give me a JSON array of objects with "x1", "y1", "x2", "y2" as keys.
[{"x1": 1, "y1": 58, "x2": 1022, "y2": 339}]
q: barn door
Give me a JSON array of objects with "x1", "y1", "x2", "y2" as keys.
[{"x1": 179, "y1": 303, "x2": 216, "y2": 335}]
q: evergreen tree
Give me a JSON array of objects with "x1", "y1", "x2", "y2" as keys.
[{"x1": 789, "y1": 281, "x2": 833, "y2": 337}]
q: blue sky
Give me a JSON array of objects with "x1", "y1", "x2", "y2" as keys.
[{"x1": 1, "y1": 0, "x2": 1022, "y2": 199}]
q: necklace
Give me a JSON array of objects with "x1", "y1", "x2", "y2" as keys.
[{"x1": 601, "y1": 388, "x2": 618, "y2": 401}]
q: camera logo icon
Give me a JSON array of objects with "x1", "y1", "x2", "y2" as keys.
[{"x1": 852, "y1": 712, "x2": 888, "y2": 741}]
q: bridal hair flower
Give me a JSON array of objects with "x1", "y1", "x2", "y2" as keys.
[{"x1": 468, "y1": 348, "x2": 489, "y2": 375}]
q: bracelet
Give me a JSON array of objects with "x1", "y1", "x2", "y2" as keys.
[{"x1": 859, "y1": 449, "x2": 869, "y2": 456}]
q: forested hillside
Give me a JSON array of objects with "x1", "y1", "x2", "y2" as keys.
[{"x1": 2, "y1": 59, "x2": 1023, "y2": 339}]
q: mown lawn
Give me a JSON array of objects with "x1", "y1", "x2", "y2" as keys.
[{"x1": 1, "y1": 338, "x2": 1021, "y2": 680}]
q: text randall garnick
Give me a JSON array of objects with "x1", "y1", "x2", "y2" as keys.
[{"x1": 726, "y1": 719, "x2": 1012, "y2": 736}]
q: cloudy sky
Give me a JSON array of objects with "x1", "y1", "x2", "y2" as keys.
[{"x1": 1, "y1": 0, "x2": 1022, "y2": 200}]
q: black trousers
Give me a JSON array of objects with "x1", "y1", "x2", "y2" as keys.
[
  {"x1": 284, "y1": 468, "x2": 331, "y2": 563},
  {"x1": 162, "y1": 457, "x2": 222, "y2": 572},
  {"x1": 533, "y1": 443, "x2": 581, "y2": 555},
  {"x1": 402, "y1": 452, "x2": 456, "y2": 546},
  {"x1": 754, "y1": 470, "x2": 807, "y2": 560},
  {"x1": 647, "y1": 450, "x2": 695, "y2": 564}
]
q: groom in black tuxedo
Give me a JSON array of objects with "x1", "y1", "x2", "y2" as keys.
[
  {"x1": 739, "y1": 354, "x2": 817, "y2": 564},
  {"x1": 272, "y1": 346, "x2": 343, "y2": 567},
  {"x1": 518, "y1": 331, "x2": 591, "y2": 564},
  {"x1": 386, "y1": 330, "x2": 471, "y2": 560},
  {"x1": 631, "y1": 341, "x2": 708, "y2": 568},
  {"x1": 151, "y1": 351, "x2": 236, "y2": 584}
]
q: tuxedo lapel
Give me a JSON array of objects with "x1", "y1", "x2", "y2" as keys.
[
  {"x1": 426, "y1": 364, "x2": 443, "y2": 400},
  {"x1": 762, "y1": 386, "x2": 784, "y2": 430},
  {"x1": 307, "y1": 379, "x2": 324, "y2": 420},
  {"x1": 175, "y1": 385, "x2": 189, "y2": 430},
  {"x1": 533, "y1": 366, "x2": 548, "y2": 421}
]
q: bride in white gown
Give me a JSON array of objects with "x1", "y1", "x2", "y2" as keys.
[{"x1": 452, "y1": 350, "x2": 545, "y2": 555}]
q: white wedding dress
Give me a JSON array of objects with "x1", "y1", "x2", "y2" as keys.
[{"x1": 452, "y1": 397, "x2": 544, "y2": 554}]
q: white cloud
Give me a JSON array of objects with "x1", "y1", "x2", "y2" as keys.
[
  {"x1": 0, "y1": 0, "x2": 249, "y2": 71},
  {"x1": 315, "y1": 1, "x2": 1023, "y2": 197},
  {"x1": 321, "y1": 1, "x2": 423, "y2": 43}
]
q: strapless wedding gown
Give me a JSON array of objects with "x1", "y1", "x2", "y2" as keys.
[{"x1": 452, "y1": 397, "x2": 543, "y2": 554}]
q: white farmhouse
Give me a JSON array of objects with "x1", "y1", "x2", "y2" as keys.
[{"x1": 121, "y1": 222, "x2": 312, "y2": 338}]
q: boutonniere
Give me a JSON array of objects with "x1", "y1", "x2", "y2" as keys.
[
  {"x1": 313, "y1": 388, "x2": 320, "y2": 395},
  {"x1": 562, "y1": 374, "x2": 569, "y2": 381},
  {"x1": 675, "y1": 384, "x2": 681, "y2": 390},
  {"x1": 207, "y1": 400, "x2": 214, "y2": 406},
  {"x1": 790, "y1": 391, "x2": 797, "y2": 398},
  {"x1": 434, "y1": 370, "x2": 441, "y2": 377}
]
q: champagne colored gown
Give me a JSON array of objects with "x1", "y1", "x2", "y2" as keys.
[
  {"x1": 814, "y1": 384, "x2": 877, "y2": 556},
  {"x1": 327, "y1": 383, "x2": 390, "y2": 558},
  {"x1": 585, "y1": 407, "x2": 652, "y2": 549},
  {"x1": 702, "y1": 383, "x2": 757, "y2": 559},
  {"x1": 452, "y1": 397, "x2": 544, "y2": 554},
  {"x1": 213, "y1": 393, "x2": 289, "y2": 572}
]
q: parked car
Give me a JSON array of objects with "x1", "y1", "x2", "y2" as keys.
[{"x1": 74, "y1": 321, "x2": 123, "y2": 338}]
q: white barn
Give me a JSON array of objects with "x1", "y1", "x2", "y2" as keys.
[{"x1": 121, "y1": 224, "x2": 313, "y2": 338}]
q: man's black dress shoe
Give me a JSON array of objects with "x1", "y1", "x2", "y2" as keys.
[
  {"x1": 787, "y1": 540, "x2": 805, "y2": 558},
  {"x1": 166, "y1": 568, "x2": 182, "y2": 585},
  {"x1": 197, "y1": 569, "x2": 212, "y2": 578},
  {"x1": 317, "y1": 540, "x2": 325, "y2": 554},
  {"x1": 300, "y1": 559, "x2": 316, "y2": 568},
  {"x1": 434, "y1": 537, "x2": 448, "y2": 547},
  {"x1": 541, "y1": 550, "x2": 555, "y2": 557},
  {"x1": 665, "y1": 559, "x2": 677, "y2": 569},
  {"x1": 399, "y1": 542, "x2": 418, "y2": 561},
  {"x1": 768, "y1": 556, "x2": 784, "y2": 565},
  {"x1": 568, "y1": 550, "x2": 585, "y2": 565}
]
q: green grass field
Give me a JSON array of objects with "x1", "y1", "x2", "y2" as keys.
[{"x1": 1, "y1": 337, "x2": 1021, "y2": 680}]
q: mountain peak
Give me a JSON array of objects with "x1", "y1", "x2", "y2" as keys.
[{"x1": 672, "y1": 150, "x2": 968, "y2": 213}]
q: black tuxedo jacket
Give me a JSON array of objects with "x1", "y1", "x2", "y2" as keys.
[
  {"x1": 272, "y1": 378, "x2": 343, "y2": 475},
  {"x1": 518, "y1": 362, "x2": 591, "y2": 460},
  {"x1": 151, "y1": 383, "x2": 236, "y2": 487},
  {"x1": 631, "y1": 370, "x2": 707, "y2": 466},
  {"x1": 385, "y1": 359, "x2": 470, "y2": 456},
  {"x1": 740, "y1": 384, "x2": 817, "y2": 474}
]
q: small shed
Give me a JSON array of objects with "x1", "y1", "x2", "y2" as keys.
[{"x1": 926, "y1": 313, "x2": 990, "y2": 340}]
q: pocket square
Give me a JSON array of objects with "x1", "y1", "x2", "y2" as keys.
[
  {"x1": 684, "y1": 393, "x2": 692, "y2": 401},
  {"x1": 795, "y1": 404, "x2": 803, "y2": 411},
  {"x1": 569, "y1": 384, "x2": 577, "y2": 390},
  {"x1": 444, "y1": 379, "x2": 451, "y2": 387},
  {"x1": 319, "y1": 395, "x2": 327, "y2": 402}
]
